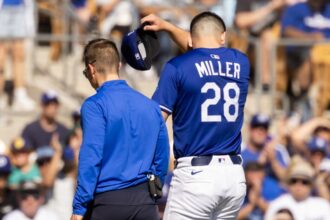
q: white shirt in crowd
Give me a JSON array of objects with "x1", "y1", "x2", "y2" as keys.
[
  {"x1": 46, "y1": 176, "x2": 75, "y2": 220},
  {"x1": 265, "y1": 194, "x2": 330, "y2": 220},
  {"x1": 3, "y1": 206, "x2": 59, "y2": 220}
]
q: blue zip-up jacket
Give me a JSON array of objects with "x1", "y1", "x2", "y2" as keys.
[{"x1": 72, "y1": 80, "x2": 170, "y2": 215}]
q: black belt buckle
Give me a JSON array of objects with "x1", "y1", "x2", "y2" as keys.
[{"x1": 191, "y1": 156, "x2": 212, "y2": 166}]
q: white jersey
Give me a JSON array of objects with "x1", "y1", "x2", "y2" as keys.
[
  {"x1": 3, "y1": 207, "x2": 59, "y2": 220},
  {"x1": 265, "y1": 194, "x2": 330, "y2": 220}
]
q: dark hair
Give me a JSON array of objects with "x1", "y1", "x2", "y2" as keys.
[
  {"x1": 276, "y1": 208, "x2": 294, "y2": 219},
  {"x1": 83, "y1": 38, "x2": 120, "y2": 74},
  {"x1": 313, "y1": 126, "x2": 330, "y2": 136},
  {"x1": 190, "y1": 11, "x2": 226, "y2": 36}
]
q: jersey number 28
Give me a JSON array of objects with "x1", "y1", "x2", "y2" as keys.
[{"x1": 201, "y1": 82, "x2": 240, "y2": 122}]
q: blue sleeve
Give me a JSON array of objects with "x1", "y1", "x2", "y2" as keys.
[
  {"x1": 152, "y1": 63, "x2": 178, "y2": 114},
  {"x1": 275, "y1": 151, "x2": 287, "y2": 167},
  {"x1": 153, "y1": 112, "x2": 170, "y2": 184},
  {"x1": 281, "y1": 5, "x2": 303, "y2": 35},
  {"x1": 72, "y1": 99, "x2": 105, "y2": 216}
]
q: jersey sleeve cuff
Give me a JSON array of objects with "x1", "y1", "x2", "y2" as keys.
[
  {"x1": 72, "y1": 201, "x2": 87, "y2": 216},
  {"x1": 160, "y1": 105, "x2": 172, "y2": 114},
  {"x1": 72, "y1": 207, "x2": 87, "y2": 216}
]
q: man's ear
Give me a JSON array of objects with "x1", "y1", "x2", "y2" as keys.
[
  {"x1": 220, "y1": 32, "x2": 226, "y2": 46},
  {"x1": 188, "y1": 34, "x2": 193, "y2": 49},
  {"x1": 88, "y1": 63, "x2": 95, "y2": 75},
  {"x1": 118, "y1": 62, "x2": 122, "y2": 71}
]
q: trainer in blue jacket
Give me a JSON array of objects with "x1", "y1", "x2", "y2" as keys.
[{"x1": 71, "y1": 39, "x2": 169, "y2": 220}]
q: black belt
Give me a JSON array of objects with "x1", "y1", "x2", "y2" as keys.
[{"x1": 191, "y1": 155, "x2": 242, "y2": 166}]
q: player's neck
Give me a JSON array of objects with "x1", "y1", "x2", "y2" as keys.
[{"x1": 193, "y1": 39, "x2": 224, "y2": 49}]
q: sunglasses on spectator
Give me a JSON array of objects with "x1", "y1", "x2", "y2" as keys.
[
  {"x1": 83, "y1": 60, "x2": 96, "y2": 78},
  {"x1": 288, "y1": 178, "x2": 311, "y2": 186},
  {"x1": 20, "y1": 190, "x2": 40, "y2": 200}
]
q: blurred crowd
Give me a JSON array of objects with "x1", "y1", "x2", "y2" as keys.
[
  {"x1": 0, "y1": 0, "x2": 330, "y2": 219},
  {"x1": 0, "y1": 90, "x2": 80, "y2": 220}
]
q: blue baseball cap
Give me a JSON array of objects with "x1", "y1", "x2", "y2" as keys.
[
  {"x1": 0, "y1": 155, "x2": 11, "y2": 174},
  {"x1": 36, "y1": 146, "x2": 55, "y2": 161},
  {"x1": 41, "y1": 90, "x2": 59, "y2": 105},
  {"x1": 121, "y1": 23, "x2": 159, "y2": 71},
  {"x1": 250, "y1": 114, "x2": 271, "y2": 129},
  {"x1": 308, "y1": 137, "x2": 328, "y2": 153}
]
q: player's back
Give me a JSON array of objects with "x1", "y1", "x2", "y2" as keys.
[{"x1": 153, "y1": 47, "x2": 250, "y2": 158}]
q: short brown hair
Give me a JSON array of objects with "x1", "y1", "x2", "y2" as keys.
[
  {"x1": 83, "y1": 39, "x2": 120, "y2": 74},
  {"x1": 190, "y1": 12, "x2": 226, "y2": 38}
]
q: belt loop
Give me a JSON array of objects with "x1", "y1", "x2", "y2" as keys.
[{"x1": 229, "y1": 155, "x2": 242, "y2": 165}]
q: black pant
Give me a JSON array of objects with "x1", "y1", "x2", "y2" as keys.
[
  {"x1": 90, "y1": 204, "x2": 160, "y2": 220},
  {"x1": 85, "y1": 182, "x2": 160, "y2": 220}
]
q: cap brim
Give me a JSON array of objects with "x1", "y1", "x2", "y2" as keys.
[{"x1": 288, "y1": 173, "x2": 313, "y2": 181}]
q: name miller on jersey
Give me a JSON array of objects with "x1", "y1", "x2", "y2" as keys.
[{"x1": 195, "y1": 60, "x2": 240, "y2": 79}]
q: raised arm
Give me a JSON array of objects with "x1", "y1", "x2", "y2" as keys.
[
  {"x1": 235, "y1": 0, "x2": 285, "y2": 29},
  {"x1": 291, "y1": 117, "x2": 330, "y2": 155},
  {"x1": 141, "y1": 14, "x2": 191, "y2": 52},
  {"x1": 41, "y1": 134, "x2": 63, "y2": 188}
]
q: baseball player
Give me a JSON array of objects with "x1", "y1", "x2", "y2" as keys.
[{"x1": 143, "y1": 12, "x2": 250, "y2": 219}]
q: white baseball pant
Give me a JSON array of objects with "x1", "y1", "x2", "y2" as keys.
[{"x1": 163, "y1": 155, "x2": 246, "y2": 220}]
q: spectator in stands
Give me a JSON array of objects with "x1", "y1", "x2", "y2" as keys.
[
  {"x1": 307, "y1": 137, "x2": 329, "y2": 171},
  {"x1": 71, "y1": 107, "x2": 81, "y2": 131},
  {"x1": 207, "y1": 0, "x2": 237, "y2": 29},
  {"x1": 8, "y1": 137, "x2": 41, "y2": 189},
  {"x1": 291, "y1": 117, "x2": 330, "y2": 157},
  {"x1": 134, "y1": 0, "x2": 194, "y2": 30},
  {"x1": 315, "y1": 159, "x2": 330, "y2": 201},
  {"x1": 281, "y1": 0, "x2": 330, "y2": 115},
  {"x1": 0, "y1": 155, "x2": 17, "y2": 219},
  {"x1": 0, "y1": 0, "x2": 35, "y2": 111},
  {"x1": 3, "y1": 181, "x2": 59, "y2": 220},
  {"x1": 35, "y1": 134, "x2": 62, "y2": 189},
  {"x1": 242, "y1": 114, "x2": 290, "y2": 181},
  {"x1": 71, "y1": 0, "x2": 93, "y2": 24},
  {"x1": 70, "y1": 0, "x2": 99, "y2": 34},
  {"x1": 134, "y1": 0, "x2": 194, "y2": 75},
  {"x1": 22, "y1": 90, "x2": 69, "y2": 150},
  {"x1": 235, "y1": 0, "x2": 287, "y2": 90},
  {"x1": 66, "y1": 128, "x2": 82, "y2": 164},
  {"x1": 238, "y1": 162, "x2": 285, "y2": 220},
  {"x1": 265, "y1": 156, "x2": 330, "y2": 220},
  {"x1": 47, "y1": 146, "x2": 78, "y2": 220},
  {"x1": 97, "y1": 0, "x2": 138, "y2": 43}
]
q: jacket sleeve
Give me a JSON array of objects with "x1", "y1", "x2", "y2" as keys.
[
  {"x1": 153, "y1": 112, "x2": 170, "y2": 184},
  {"x1": 72, "y1": 99, "x2": 106, "y2": 215}
]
